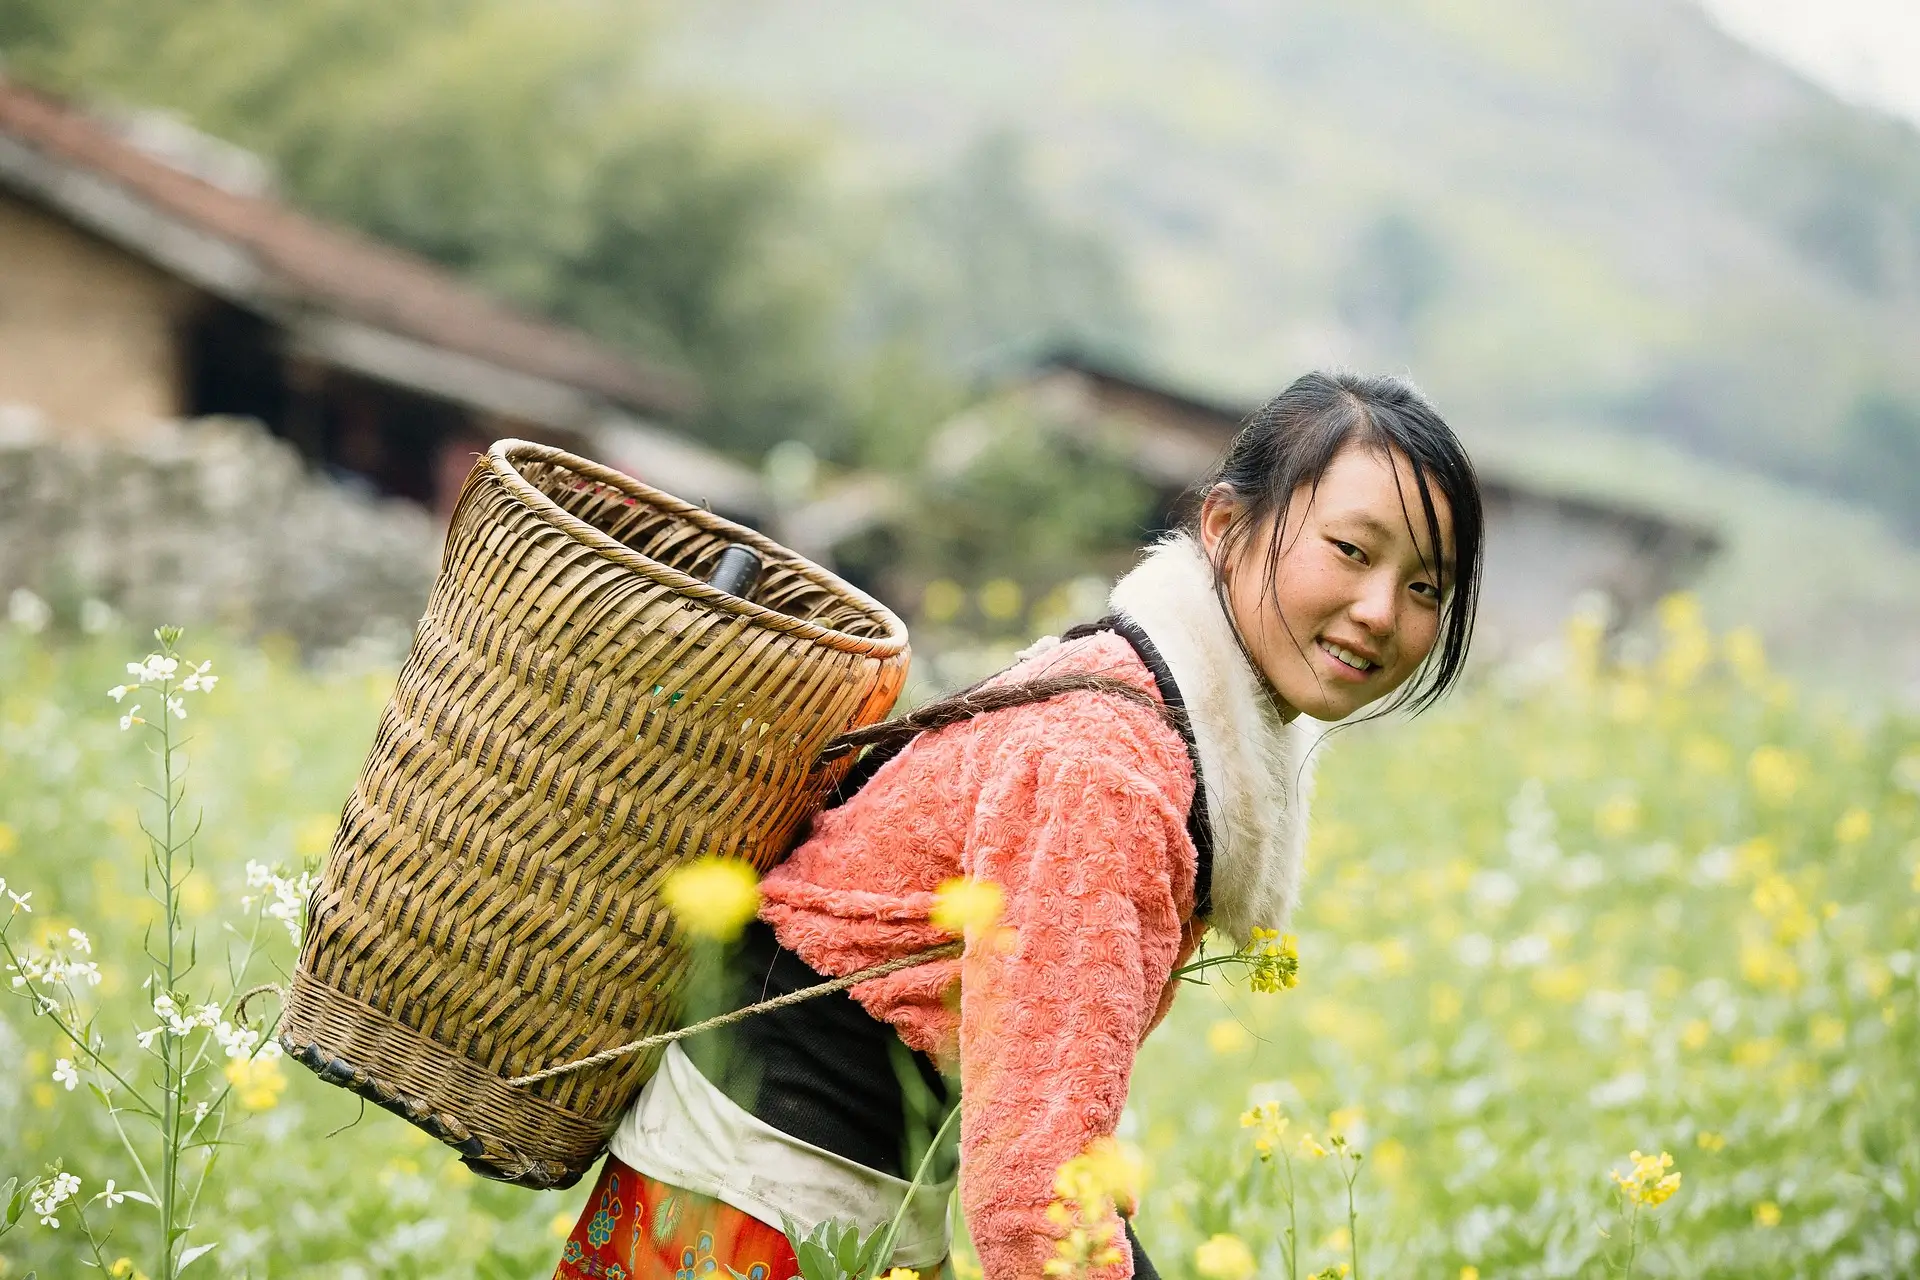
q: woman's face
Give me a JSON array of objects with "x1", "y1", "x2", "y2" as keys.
[{"x1": 1199, "y1": 444, "x2": 1454, "y2": 722}]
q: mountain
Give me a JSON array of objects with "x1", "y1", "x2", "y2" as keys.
[{"x1": 656, "y1": 0, "x2": 1920, "y2": 528}]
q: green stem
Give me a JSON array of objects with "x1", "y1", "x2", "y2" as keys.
[
  {"x1": 1624, "y1": 1202, "x2": 1640, "y2": 1278},
  {"x1": 0, "y1": 931, "x2": 158, "y2": 1115},
  {"x1": 872, "y1": 1099, "x2": 963, "y2": 1273},
  {"x1": 1344, "y1": 1158, "x2": 1361, "y2": 1280},
  {"x1": 157, "y1": 666, "x2": 182, "y2": 1280},
  {"x1": 1282, "y1": 1152, "x2": 1299, "y2": 1280}
]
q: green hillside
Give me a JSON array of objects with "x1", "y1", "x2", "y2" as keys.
[{"x1": 657, "y1": 0, "x2": 1920, "y2": 528}]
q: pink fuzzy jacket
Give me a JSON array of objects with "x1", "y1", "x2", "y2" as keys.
[{"x1": 758, "y1": 629, "x2": 1202, "y2": 1280}]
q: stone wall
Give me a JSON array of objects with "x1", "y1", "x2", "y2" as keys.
[{"x1": 0, "y1": 413, "x2": 440, "y2": 654}]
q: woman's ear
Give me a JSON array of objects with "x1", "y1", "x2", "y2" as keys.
[{"x1": 1197, "y1": 484, "x2": 1238, "y2": 561}]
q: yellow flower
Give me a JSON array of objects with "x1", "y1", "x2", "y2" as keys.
[
  {"x1": 1610, "y1": 1150, "x2": 1681, "y2": 1208},
  {"x1": 1460, "y1": 1269, "x2": 1481, "y2": 1280},
  {"x1": 921, "y1": 579, "x2": 965, "y2": 624},
  {"x1": 1595, "y1": 793, "x2": 1641, "y2": 838},
  {"x1": 1695, "y1": 1131, "x2": 1727, "y2": 1152},
  {"x1": 1430, "y1": 983, "x2": 1463, "y2": 1024},
  {"x1": 1680, "y1": 1018, "x2": 1711, "y2": 1052},
  {"x1": 1246, "y1": 927, "x2": 1300, "y2": 993},
  {"x1": 1207, "y1": 1019, "x2": 1252, "y2": 1054},
  {"x1": 1747, "y1": 746, "x2": 1803, "y2": 806},
  {"x1": 1724, "y1": 627, "x2": 1768, "y2": 688},
  {"x1": 1834, "y1": 808, "x2": 1872, "y2": 845},
  {"x1": 1809, "y1": 1014, "x2": 1846, "y2": 1052},
  {"x1": 931, "y1": 876, "x2": 1005, "y2": 937},
  {"x1": 0, "y1": 820, "x2": 16, "y2": 855},
  {"x1": 1753, "y1": 1200, "x2": 1782, "y2": 1228},
  {"x1": 1297, "y1": 1131, "x2": 1329, "y2": 1160},
  {"x1": 1192, "y1": 1233, "x2": 1256, "y2": 1280},
  {"x1": 548, "y1": 1210, "x2": 575, "y2": 1239},
  {"x1": 224, "y1": 1055, "x2": 287, "y2": 1111},
  {"x1": 109, "y1": 1260, "x2": 134, "y2": 1278},
  {"x1": 879, "y1": 1270, "x2": 920, "y2": 1280},
  {"x1": 1239, "y1": 1101, "x2": 1289, "y2": 1160},
  {"x1": 978, "y1": 578, "x2": 1023, "y2": 621},
  {"x1": 661, "y1": 858, "x2": 761, "y2": 941}
]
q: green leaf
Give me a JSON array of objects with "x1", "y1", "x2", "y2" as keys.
[
  {"x1": 179, "y1": 1241, "x2": 217, "y2": 1271},
  {"x1": 855, "y1": 1224, "x2": 890, "y2": 1275},
  {"x1": 833, "y1": 1221, "x2": 863, "y2": 1272}
]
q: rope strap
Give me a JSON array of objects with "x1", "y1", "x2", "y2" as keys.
[{"x1": 507, "y1": 939, "x2": 966, "y2": 1087}]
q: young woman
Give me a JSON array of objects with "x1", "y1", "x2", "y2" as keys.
[{"x1": 553, "y1": 371, "x2": 1483, "y2": 1280}]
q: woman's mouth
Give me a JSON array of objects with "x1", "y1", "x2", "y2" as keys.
[{"x1": 1317, "y1": 638, "x2": 1378, "y2": 678}]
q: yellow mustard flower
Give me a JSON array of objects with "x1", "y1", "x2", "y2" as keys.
[
  {"x1": 1595, "y1": 793, "x2": 1641, "y2": 838},
  {"x1": 978, "y1": 579, "x2": 1023, "y2": 621},
  {"x1": 224, "y1": 1055, "x2": 287, "y2": 1111},
  {"x1": 921, "y1": 579, "x2": 965, "y2": 624},
  {"x1": 1207, "y1": 1019, "x2": 1252, "y2": 1055},
  {"x1": 879, "y1": 1269, "x2": 920, "y2": 1280},
  {"x1": 1297, "y1": 1131, "x2": 1330, "y2": 1160},
  {"x1": 1192, "y1": 1233, "x2": 1256, "y2": 1280},
  {"x1": 1610, "y1": 1150, "x2": 1681, "y2": 1208},
  {"x1": 1696, "y1": 1131, "x2": 1727, "y2": 1152},
  {"x1": 1239, "y1": 1101, "x2": 1289, "y2": 1160},
  {"x1": 548, "y1": 1210, "x2": 575, "y2": 1239},
  {"x1": 1246, "y1": 927, "x2": 1300, "y2": 993},
  {"x1": 661, "y1": 857, "x2": 761, "y2": 941},
  {"x1": 931, "y1": 876, "x2": 1005, "y2": 937},
  {"x1": 1754, "y1": 1200, "x2": 1782, "y2": 1228},
  {"x1": 1460, "y1": 1268, "x2": 1481, "y2": 1280},
  {"x1": 1834, "y1": 808, "x2": 1872, "y2": 844},
  {"x1": 1747, "y1": 746, "x2": 1803, "y2": 806}
]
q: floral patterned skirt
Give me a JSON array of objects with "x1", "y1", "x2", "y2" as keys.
[{"x1": 552, "y1": 1155, "x2": 799, "y2": 1280}]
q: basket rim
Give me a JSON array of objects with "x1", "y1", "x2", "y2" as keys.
[{"x1": 484, "y1": 438, "x2": 909, "y2": 658}]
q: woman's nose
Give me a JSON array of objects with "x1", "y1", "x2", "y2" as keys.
[{"x1": 1349, "y1": 575, "x2": 1398, "y2": 635}]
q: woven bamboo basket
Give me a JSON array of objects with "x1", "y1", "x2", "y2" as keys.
[{"x1": 278, "y1": 440, "x2": 909, "y2": 1189}]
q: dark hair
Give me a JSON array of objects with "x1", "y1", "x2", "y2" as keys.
[{"x1": 1184, "y1": 370, "x2": 1483, "y2": 717}]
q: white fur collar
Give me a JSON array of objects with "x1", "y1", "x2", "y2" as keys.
[{"x1": 1107, "y1": 533, "x2": 1321, "y2": 945}]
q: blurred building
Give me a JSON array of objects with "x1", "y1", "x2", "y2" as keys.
[
  {"x1": 0, "y1": 79, "x2": 765, "y2": 523},
  {"x1": 927, "y1": 352, "x2": 1721, "y2": 657}
]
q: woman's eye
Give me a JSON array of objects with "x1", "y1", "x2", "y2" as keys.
[
  {"x1": 1410, "y1": 581, "x2": 1440, "y2": 602},
  {"x1": 1332, "y1": 540, "x2": 1366, "y2": 563}
]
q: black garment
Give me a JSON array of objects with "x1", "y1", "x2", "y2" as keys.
[
  {"x1": 705, "y1": 918, "x2": 949, "y2": 1180},
  {"x1": 707, "y1": 618, "x2": 1200, "y2": 1273}
]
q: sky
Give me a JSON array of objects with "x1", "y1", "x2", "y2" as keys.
[{"x1": 1699, "y1": 0, "x2": 1920, "y2": 126}]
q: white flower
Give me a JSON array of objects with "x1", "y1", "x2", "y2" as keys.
[
  {"x1": 119, "y1": 704, "x2": 144, "y2": 731},
  {"x1": 245, "y1": 860, "x2": 272, "y2": 889},
  {"x1": 8, "y1": 587, "x2": 51, "y2": 633},
  {"x1": 135, "y1": 1027, "x2": 160, "y2": 1051},
  {"x1": 67, "y1": 961, "x2": 101, "y2": 987},
  {"x1": 99, "y1": 1179, "x2": 125, "y2": 1207},
  {"x1": 106, "y1": 684, "x2": 131, "y2": 702},
  {"x1": 52, "y1": 1058, "x2": 78, "y2": 1090},
  {"x1": 166, "y1": 695, "x2": 187, "y2": 721},
  {"x1": 193, "y1": 1100, "x2": 210, "y2": 1125},
  {"x1": 181, "y1": 661, "x2": 217, "y2": 692},
  {"x1": 34, "y1": 994, "x2": 59, "y2": 1016},
  {"x1": 29, "y1": 1170, "x2": 81, "y2": 1226},
  {"x1": 213, "y1": 1020, "x2": 260, "y2": 1059},
  {"x1": 192, "y1": 1002, "x2": 222, "y2": 1029},
  {"x1": 7, "y1": 888, "x2": 31, "y2": 913},
  {"x1": 132, "y1": 655, "x2": 178, "y2": 683},
  {"x1": 67, "y1": 928, "x2": 91, "y2": 955}
]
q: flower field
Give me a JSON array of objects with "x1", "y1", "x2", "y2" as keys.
[{"x1": 1, "y1": 600, "x2": 1916, "y2": 1278}]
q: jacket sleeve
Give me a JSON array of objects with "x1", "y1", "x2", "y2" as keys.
[{"x1": 958, "y1": 712, "x2": 1193, "y2": 1280}]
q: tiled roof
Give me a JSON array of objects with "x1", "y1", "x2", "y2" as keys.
[{"x1": 0, "y1": 79, "x2": 697, "y2": 417}]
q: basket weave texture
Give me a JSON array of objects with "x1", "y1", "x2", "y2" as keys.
[{"x1": 278, "y1": 440, "x2": 909, "y2": 1189}]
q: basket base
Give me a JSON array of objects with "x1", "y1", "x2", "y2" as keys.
[{"x1": 279, "y1": 969, "x2": 614, "y2": 1190}]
